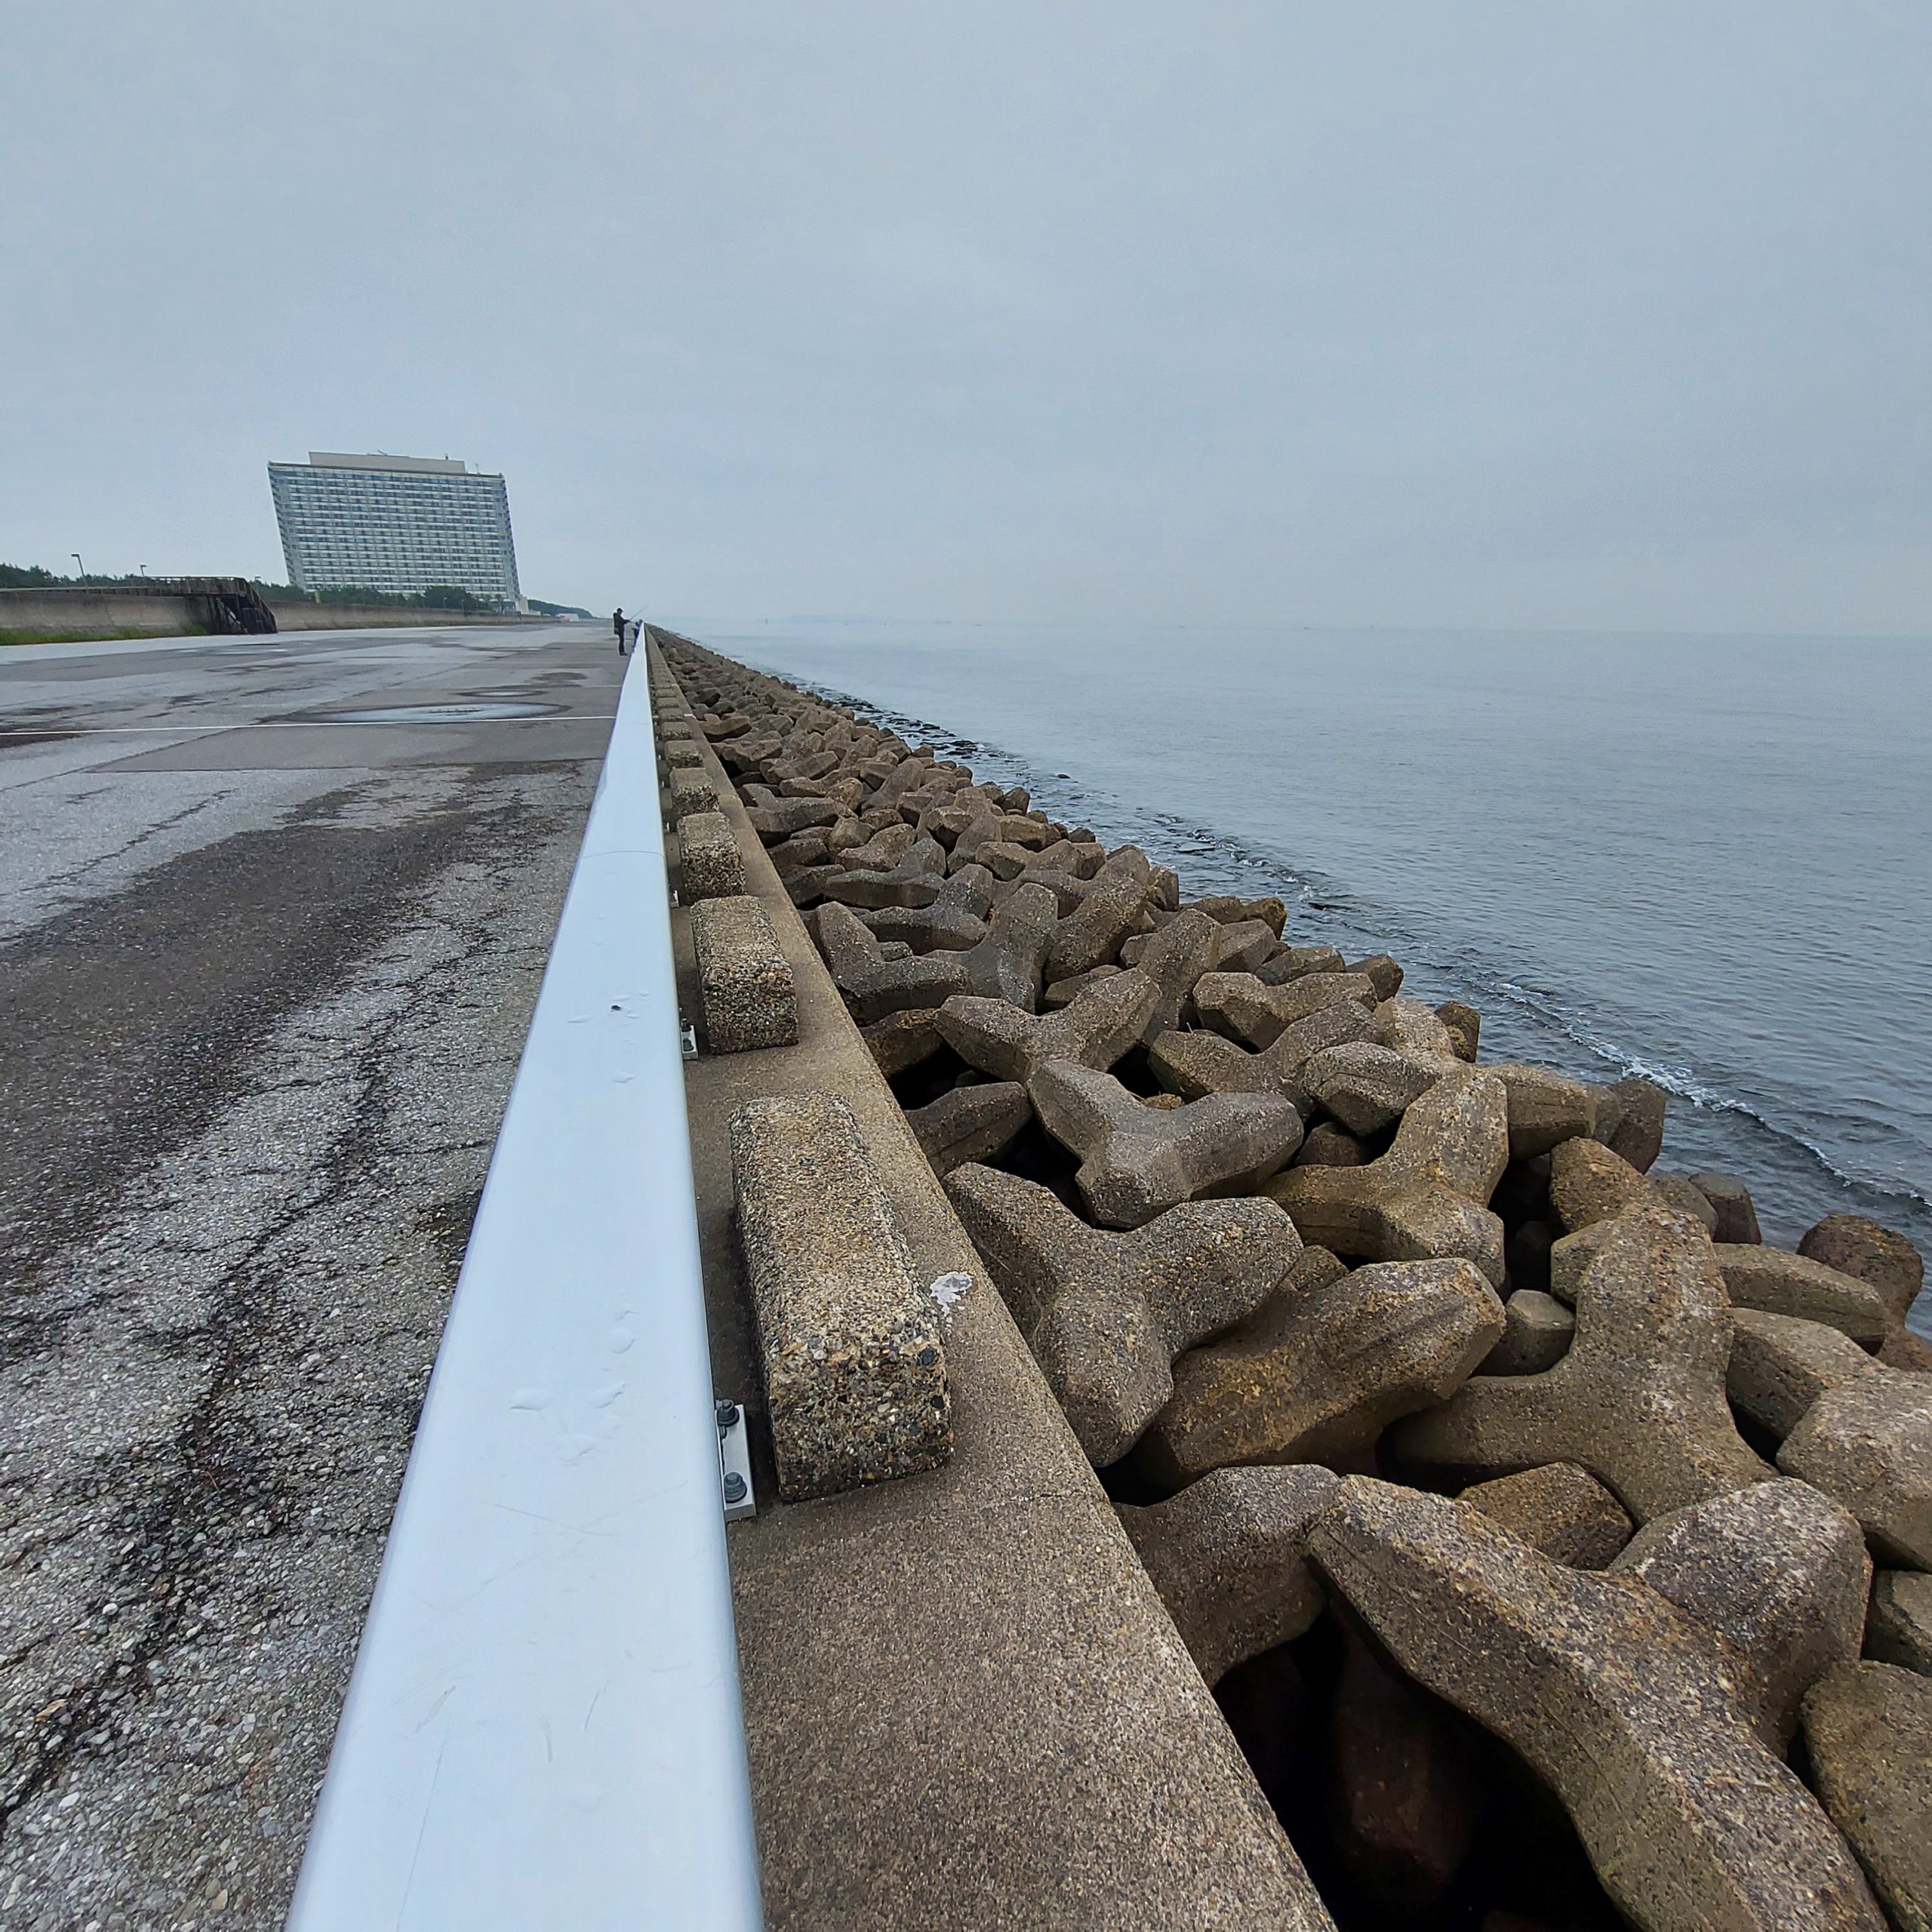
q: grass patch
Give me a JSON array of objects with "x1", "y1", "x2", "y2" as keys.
[{"x1": 0, "y1": 625, "x2": 205, "y2": 648}]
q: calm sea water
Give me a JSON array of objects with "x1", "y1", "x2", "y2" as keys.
[{"x1": 703, "y1": 619, "x2": 1932, "y2": 1332}]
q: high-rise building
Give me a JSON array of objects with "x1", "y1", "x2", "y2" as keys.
[{"x1": 267, "y1": 452, "x2": 525, "y2": 609}]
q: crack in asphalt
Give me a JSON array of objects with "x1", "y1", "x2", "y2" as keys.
[
  {"x1": 0, "y1": 946, "x2": 445, "y2": 1838},
  {"x1": 0, "y1": 760, "x2": 598, "y2": 1927},
  {"x1": 24, "y1": 788, "x2": 241, "y2": 906},
  {"x1": 0, "y1": 776, "x2": 524, "y2": 1364}
]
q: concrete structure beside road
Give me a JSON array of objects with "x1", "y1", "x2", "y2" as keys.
[
  {"x1": 0, "y1": 585, "x2": 548, "y2": 645},
  {"x1": 268, "y1": 451, "x2": 524, "y2": 609},
  {"x1": 0, "y1": 578, "x2": 275, "y2": 643}
]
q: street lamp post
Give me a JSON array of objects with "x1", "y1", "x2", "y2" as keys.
[{"x1": 71, "y1": 552, "x2": 85, "y2": 579}]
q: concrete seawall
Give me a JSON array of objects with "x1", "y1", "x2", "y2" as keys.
[
  {"x1": 1, "y1": 587, "x2": 555, "y2": 642},
  {"x1": 0, "y1": 588, "x2": 203, "y2": 638},
  {"x1": 653, "y1": 635, "x2": 1337, "y2": 1929}
]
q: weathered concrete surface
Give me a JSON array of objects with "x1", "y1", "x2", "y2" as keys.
[
  {"x1": 0, "y1": 626, "x2": 617, "y2": 1928},
  {"x1": 692, "y1": 892, "x2": 798, "y2": 1053},
  {"x1": 1866, "y1": 1571, "x2": 1932, "y2": 1674},
  {"x1": 1143, "y1": 1256, "x2": 1504, "y2": 1487},
  {"x1": 946, "y1": 1163, "x2": 1299, "y2": 1466},
  {"x1": 1460, "y1": 1461, "x2": 1633, "y2": 1567},
  {"x1": 678, "y1": 808, "x2": 747, "y2": 899},
  {"x1": 1306, "y1": 1477, "x2": 1886, "y2": 1932},
  {"x1": 0, "y1": 587, "x2": 204, "y2": 638},
  {"x1": 0, "y1": 591, "x2": 508, "y2": 644},
  {"x1": 1801, "y1": 1663, "x2": 1932, "y2": 1932},
  {"x1": 732, "y1": 1092, "x2": 951, "y2": 1500},
  {"x1": 1118, "y1": 1464, "x2": 1340, "y2": 1686},
  {"x1": 661, "y1": 648, "x2": 1336, "y2": 1932},
  {"x1": 1608, "y1": 1478, "x2": 1871, "y2": 1749},
  {"x1": 1395, "y1": 1200, "x2": 1770, "y2": 1522}
]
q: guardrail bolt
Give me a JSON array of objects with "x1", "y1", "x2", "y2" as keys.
[
  {"x1": 721, "y1": 1472, "x2": 749, "y2": 1505},
  {"x1": 715, "y1": 1400, "x2": 741, "y2": 1430}
]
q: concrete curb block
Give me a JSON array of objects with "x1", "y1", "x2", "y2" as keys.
[
  {"x1": 694, "y1": 895, "x2": 798, "y2": 1053},
  {"x1": 732, "y1": 1092, "x2": 952, "y2": 1501},
  {"x1": 680, "y1": 810, "x2": 746, "y2": 900},
  {"x1": 670, "y1": 764, "x2": 721, "y2": 820}
]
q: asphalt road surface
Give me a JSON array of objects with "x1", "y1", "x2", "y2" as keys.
[{"x1": 0, "y1": 622, "x2": 626, "y2": 1929}]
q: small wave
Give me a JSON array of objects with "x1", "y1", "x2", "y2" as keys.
[{"x1": 778, "y1": 671, "x2": 1932, "y2": 1230}]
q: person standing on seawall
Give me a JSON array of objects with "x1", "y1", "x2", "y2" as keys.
[{"x1": 612, "y1": 606, "x2": 628, "y2": 657}]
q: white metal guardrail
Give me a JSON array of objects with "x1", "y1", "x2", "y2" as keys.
[{"x1": 288, "y1": 652, "x2": 764, "y2": 1929}]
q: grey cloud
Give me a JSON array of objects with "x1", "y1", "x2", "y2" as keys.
[{"x1": 2, "y1": 2, "x2": 1928, "y2": 630}]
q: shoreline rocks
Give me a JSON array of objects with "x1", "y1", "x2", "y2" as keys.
[{"x1": 660, "y1": 634, "x2": 1932, "y2": 1932}]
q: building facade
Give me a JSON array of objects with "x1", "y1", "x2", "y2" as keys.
[{"x1": 268, "y1": 452, "x2": 524, "y2": 608}]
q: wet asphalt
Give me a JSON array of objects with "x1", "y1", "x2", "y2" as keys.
[{"x1": 0, "y1": 622, "x2": 625, "y2": 1929}]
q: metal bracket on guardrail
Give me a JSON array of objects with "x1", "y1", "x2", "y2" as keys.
[
  {"x1": 716, "y1": 1400, "x2": 755, "y2": 1522},
  {"x1": 681, "y1": 1019, "x2": 699, "y2": 1060}
]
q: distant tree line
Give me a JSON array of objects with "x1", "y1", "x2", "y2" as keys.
[
  {"x1": 4, "y1": 564, "x2": 585, "y2": 617},
  {"x1": 254, "y1": 581, "x2": 503, "y2": 613},
  {"x1": 0, "y1": 562, "x2": 149, "y2": 589}
]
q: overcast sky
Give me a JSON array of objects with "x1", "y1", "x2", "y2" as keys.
[{"x1": 5, "y1": 3, "x2": 1929, "y2": 631}]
